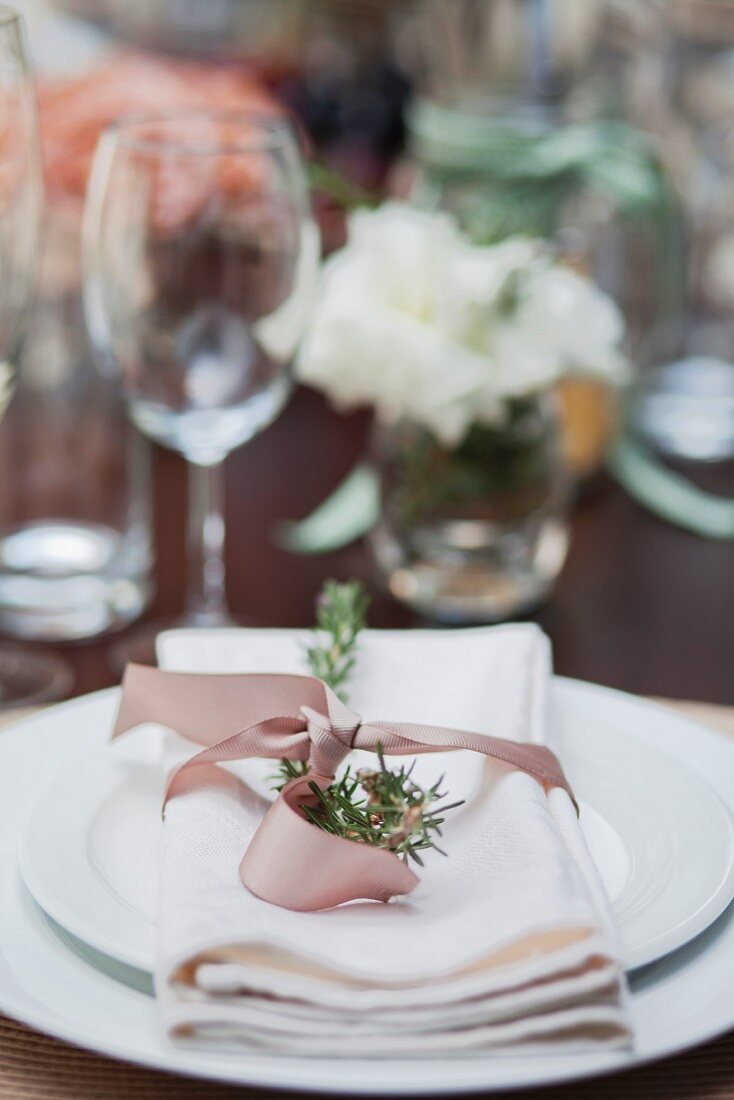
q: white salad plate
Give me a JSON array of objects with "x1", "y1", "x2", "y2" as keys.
[{"x1": 2, "y1": 680, "x2": 734, "y2": 1093}]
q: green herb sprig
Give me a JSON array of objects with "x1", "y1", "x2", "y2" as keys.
[
  {"x1": 269, "y1": 580, "x2": 463, "y2": 865},
  {"x1": 302, "y1": 746, "x2": 464, "y2": 866},
  {"x1": 305, "y1": 579, "x2": 371, "y2": 700},
  {"x1": 269, "y1": 579, "x2": 370, "y2": 791}
]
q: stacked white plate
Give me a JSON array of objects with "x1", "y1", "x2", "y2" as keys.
[{"x1": 2, "y1": 677, "x2": 734, "y2": 1093}]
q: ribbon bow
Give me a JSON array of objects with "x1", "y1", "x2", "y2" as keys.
[{"x1": 113, "y1": 664, "x2": 576, "y2": 912}]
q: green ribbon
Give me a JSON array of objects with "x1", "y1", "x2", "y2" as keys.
[
  {"x1": 276, "y1": 463, "x2": 380, "y2": 555},
  {"x1": 607, "y1": 433, "x2": 734, "y2": 541}
]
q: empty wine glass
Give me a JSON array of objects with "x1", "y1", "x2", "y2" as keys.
[
  {"x1": 0, "y1": 6, "x2": 72, "y2": 705},
  {"x1": 83, "y1": 109, "x2": 318, "y2": 641}
]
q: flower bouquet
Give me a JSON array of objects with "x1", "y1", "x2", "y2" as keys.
[{"x1": 297, "y1": 201, "x2": 628, "y2": 619}]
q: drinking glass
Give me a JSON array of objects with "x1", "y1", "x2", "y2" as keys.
[
  {"x1": 634, "y1": 0, "x2": 734, "y2": 461},
  {"x1": 0, "y1": 6, "x2": 72, "y2": 704},
  {"x1": 83, "y1": 109, "x2": 318, "y2": 637}
]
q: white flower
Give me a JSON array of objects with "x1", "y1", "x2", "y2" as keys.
[{"x1": 297, "y1": 201, "x2": 628, "y2": 446}]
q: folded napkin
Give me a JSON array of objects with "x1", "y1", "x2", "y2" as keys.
[{"x1": 151, "y1": 624, "x2": 631, "y2": 1055}]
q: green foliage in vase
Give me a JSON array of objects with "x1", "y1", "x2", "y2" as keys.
[{"x1": 385, "y1": 397, "x2": 560, "y2": 529}]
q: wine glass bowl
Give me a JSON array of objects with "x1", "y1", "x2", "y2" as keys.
[
  {"x1": 84, "y1": 110, "x2": 315, "y2": 466},
  {"x1": 83, "y1": 108, "x2": 318, "y2": 625}
]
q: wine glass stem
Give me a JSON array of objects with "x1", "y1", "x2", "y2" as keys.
[{"x1": 186, "y1": 459, "x2": 228, "y2": 625}]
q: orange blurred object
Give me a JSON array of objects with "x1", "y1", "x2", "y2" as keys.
[
  {"x1": 555, "y1": 377, "x2": 620, "y2": 480},
  {"x1": 38, "y1": 53, "x2": 280, "y2": 204}
]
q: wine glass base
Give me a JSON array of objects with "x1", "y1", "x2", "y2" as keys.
[{"x1": 0, "y1": 645, "x2": 74, "y2": 709}]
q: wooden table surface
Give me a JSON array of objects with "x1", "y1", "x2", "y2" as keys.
[{"x1": 18, "y1": 385, "x2": 733, "y2": 706}]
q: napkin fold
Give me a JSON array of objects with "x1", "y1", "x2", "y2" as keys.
[{"x1": 152, "y1": 624, "x2": 631, "y2": 1055}]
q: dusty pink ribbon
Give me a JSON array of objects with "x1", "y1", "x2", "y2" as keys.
[{"x1": 113, "y1": 664, "x2": 576, "y2": 912}]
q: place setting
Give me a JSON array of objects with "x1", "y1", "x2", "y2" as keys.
[
  {"x1": 1, "y1": 1, "x2": 734, "y2": 1096},
  {"x1": 3, "y1": 589, "x2": 734, "y2": 1091}
]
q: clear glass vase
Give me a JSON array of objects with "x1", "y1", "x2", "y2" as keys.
[{"x1": 370, "y1": 395, "x2": 570, "y2": 622}]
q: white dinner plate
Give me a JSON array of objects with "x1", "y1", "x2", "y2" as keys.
[
  {"x1": 1, "y1": 682, "x2": 734, "y2": 1093},
  {"x1": 17, "y1": 681, "x2": 734, "y2": 975}
]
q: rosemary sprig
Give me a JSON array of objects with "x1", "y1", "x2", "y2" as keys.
[
  {"x1": 301, "y1": 747, "x2": 465, "y2": 866},
  {"x1": 305, "y1": 578, "x2": 371, "y2": 700},
  {"x1": 269, "y1": 579, "x2": 370, "y2": 791},
  {"x1": 269, "y1": 580, "x2": 464, "y2": 866}
]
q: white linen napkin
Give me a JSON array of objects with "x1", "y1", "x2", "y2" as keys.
[{"x1": 154, "y1": 624, "x2": 631, "y2": 1054}]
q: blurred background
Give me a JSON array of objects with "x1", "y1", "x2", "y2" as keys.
[{"x1": 2, "y1": 0, "x2": 733, "y2": 704}]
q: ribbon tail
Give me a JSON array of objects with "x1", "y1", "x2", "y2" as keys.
[
  {"x1": 352, "y1": 720, "x2": 578, "y2": 811},
  {"x1": 163, "y1": 715, "x2": 309, "y2": 810}
]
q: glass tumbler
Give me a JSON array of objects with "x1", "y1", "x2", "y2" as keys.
[
  {"x1": 0, "y1": 199, "x2": 154, "y2": 641},
  {"x1": 0, "y1": 8, "x2": 156, "y2": 644},
  {"x1": 371, "y1": 396, "x2": 570, "y2": 622}
]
